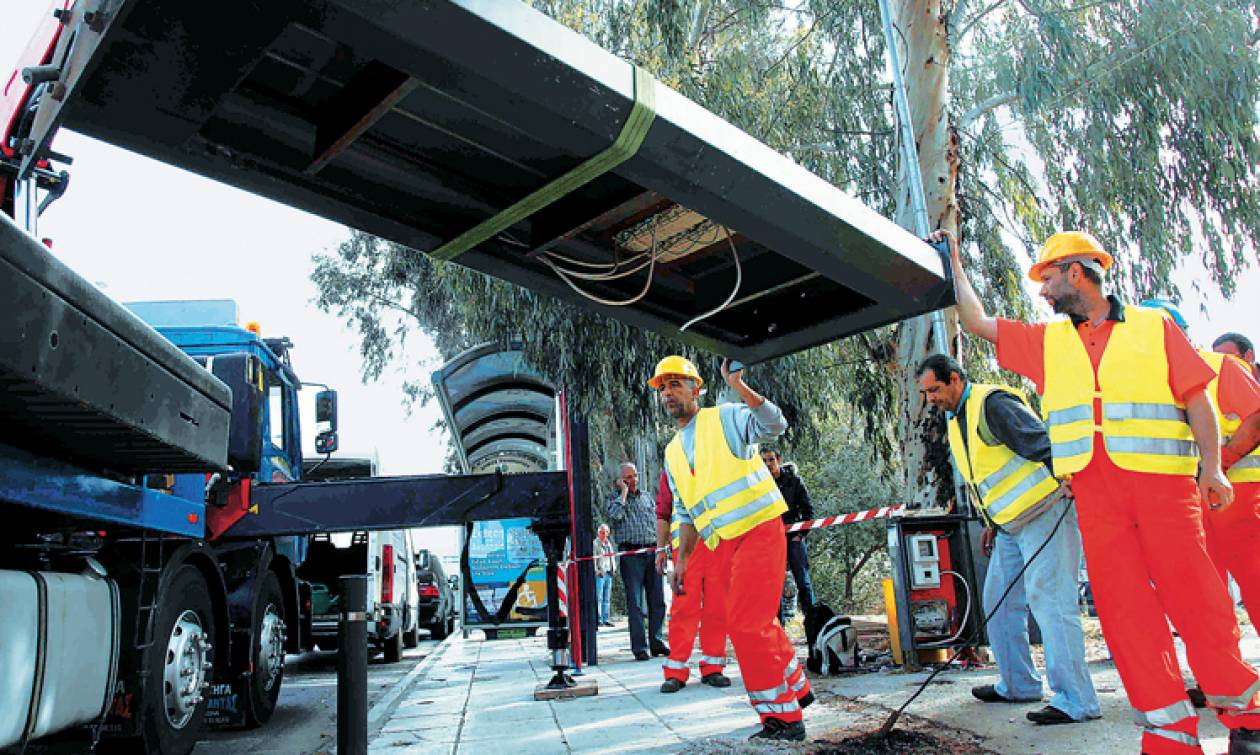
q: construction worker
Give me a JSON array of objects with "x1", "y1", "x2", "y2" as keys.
[
  {"x1": 1215, "y1": 332, "x2": 1258, "y2": 378},
  {"x1": 651, "y1": 355, "x2": 813, "y2": 741},
  {"x1": 654, "y1": 472, "x2": 733, "y2": 693},
  {"x1": 937, "y1": 227, "x2": 1260, "y2": 755},
  {"x1": 917, "y1": 353, "x2": 1101, "y2": 725},
  {"x1": 1141, "y1": 305, "x2": 1260, "y2": 710},
  {"x1": 1205, "y1": 331, "x2": 1260, "y2": 632}
]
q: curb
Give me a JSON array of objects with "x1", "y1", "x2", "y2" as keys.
[{"x1": 367, "y1": 629, "x2": 458, "y2": 728}]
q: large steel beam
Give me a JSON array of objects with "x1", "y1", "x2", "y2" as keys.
[{"x1": 223, "y1": 470, "x2": 570, "y2": 537}]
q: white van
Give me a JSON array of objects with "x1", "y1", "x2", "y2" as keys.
[{"x1": 299, "y1": 457, "x2": 420, "y2": 662}]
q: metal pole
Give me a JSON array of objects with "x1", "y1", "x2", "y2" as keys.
[
  {"x1": 337, "y1": 575, "x2": 368, "y2": 755},
  {"x1": 877, "y1": 0, "x2": 971, "y2": 512}
]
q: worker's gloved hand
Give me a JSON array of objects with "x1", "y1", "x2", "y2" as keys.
[
  {"x1": 980, "y1": 527, "x2": 996, "y2": 558},
  {"x1": 1199, "y1": 465, "x2": 1235, "y2": 512}
]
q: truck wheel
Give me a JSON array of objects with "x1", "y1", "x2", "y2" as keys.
[
  {"x1": 429, "y1": 617, "x2": 449, "y2": 641},
  {"x1": 382, "y1": 627, "x2": 403, "y2": 663},
  {"x1": 140, "y1": 566, "x2": 216, "y2": 755},
  {"x1": 403, "y1": 625, "x2": 419, "y2": 649},
  {"x1": 244, "y1": 572, "x2": 286, "y2": 727}
]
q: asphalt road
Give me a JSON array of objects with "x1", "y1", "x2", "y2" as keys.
[{"x1": 194, "y1": 639, "x2": 440, "y2": 755}]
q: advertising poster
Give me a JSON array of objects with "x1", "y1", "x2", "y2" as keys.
[{"x1": 464, "y1": 517, "x2": 548, "y2": 627}]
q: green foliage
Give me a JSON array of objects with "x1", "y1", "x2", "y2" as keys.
[{"x1": 789, "y1": 422, "x2": 901, "y2": 613}]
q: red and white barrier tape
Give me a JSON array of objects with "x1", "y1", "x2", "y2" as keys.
[
  {"x1": 557, "y1": 562, "x2": 568, "y2": 617},
  {"x1": 559, "y1": 504, "x2": 905, "y2": 568},
  {"x1": 785, "y1": 504, "x2": 906, "y2": 533}
]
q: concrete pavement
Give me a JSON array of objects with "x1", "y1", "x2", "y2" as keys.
[{"x1": 368, "y1": 619, "x2": 1260, "y2": 754}]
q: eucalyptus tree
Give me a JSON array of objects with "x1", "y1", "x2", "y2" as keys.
[{"x1": 313, "y1": 0, "x2": 1260, "y2": 506}]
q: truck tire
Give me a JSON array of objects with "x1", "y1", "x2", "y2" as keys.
[
  {"x1": 382, "y1": 627, "x2": 403, "y2": 663},
  {"x1": 428, "y1": 616, "x2": 449, "y2": 641},
  {"x1": 244, "y1": 572, "x2": 286, "y2": 727},
  {"x1": 403, "y1": 625, "x2": 419, "y2": 649},
  {"x1": 139, "y1": 566, "x2": 216, "y2": 755}
]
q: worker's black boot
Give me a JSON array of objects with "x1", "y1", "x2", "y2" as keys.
[
  {"x1": 1230, "y1": 728, "x2": 1260, "y2": 755},
  {"x1": 701, "y1": 672, "x2": 731, "y2": 688},
  {"x1": 748, "y1": 717, "x2": 806, "y2": 742},
  {"x1": 660, "y1": 678, "x2": 685, "y2": 693}
]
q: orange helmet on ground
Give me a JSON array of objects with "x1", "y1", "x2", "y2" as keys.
[{"x1": 1028, "y1": 231, "x2": 1114, "y2": 282}]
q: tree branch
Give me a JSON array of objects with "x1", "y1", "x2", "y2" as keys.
[
  {"x1": 848, "y1": 542, "x2": 884, "y2": 581},
  {"x1": 952, "y1": 0, "x2": 1008, "y2": 47},
  {"x1": 958, "y1": 91, "x2": 1018, "y2": 129}
]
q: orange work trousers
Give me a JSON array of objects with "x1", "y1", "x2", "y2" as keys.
[
  {"x1": 711, "y1": 517, "x2": 811, "y2": 724},
  {"x1": 1074, "y1": 452, "x2": 1260, "y2": 754},
  {"x1": 1204, "y1": 481, "x2": 1260, "y2": 630},
  {"x1": 662, "y1": 537, "x2": 731, "y2": 682}
]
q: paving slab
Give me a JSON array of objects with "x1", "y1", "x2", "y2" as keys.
[{"x1": 369, "y1": 617, "x2": 1260, "y2": 754}]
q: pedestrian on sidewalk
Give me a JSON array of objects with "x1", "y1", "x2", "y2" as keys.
[
  {"x1": 917, "y1": 352, "x2": 1101, "y2": 726},
  {"x1": 942, "y1": 226, "x2": 1260, "y2": 755},
  {"x1": 593, "y1": 524, "x2": 616, "y2": 627},
  {"x1": 606, "y1": 462, "x2": 668, "y2": 661},
  {"x1": 762, "y1": 448, "x2": 816, "y2": 622},
  {"x1": 654, "y1": 470, "x2": 732, "y2": 694},
  {"x1": 652, "y1": 355, "x2": 813, "y2": 742}
]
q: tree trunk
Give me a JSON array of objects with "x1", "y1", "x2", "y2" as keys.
[{"x1": 891, "y1": 0, "x2": 962, "y2": 508}]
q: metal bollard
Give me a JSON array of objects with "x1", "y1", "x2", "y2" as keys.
[{"x1": 337, "y1": 575, "x2": 368, "y2": 755}]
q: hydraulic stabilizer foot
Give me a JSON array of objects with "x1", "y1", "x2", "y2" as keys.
[{"x1": 531, "y1": 514, "x2": 591, "y2": 697}]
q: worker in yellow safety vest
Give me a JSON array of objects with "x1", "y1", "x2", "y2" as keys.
[
  {"x1": 939, "y1": 226, "x2": 1260, "y2": 755},
  {"x1": 918, "y1": 353, "x2": 1100, "y2": 725},
  {"x1": 652, "y1": 355, "x2": 812, "y2": 742}
]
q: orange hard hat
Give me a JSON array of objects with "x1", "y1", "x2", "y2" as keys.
[
  {"x1": 1028, "y1": 231, "x2": 1113, "y2": 282},
  {"x1": 648, "y1": 356, "x2": 703, "y2": 390}
]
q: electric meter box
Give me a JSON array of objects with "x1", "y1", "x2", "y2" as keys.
[{"x1": 907, "y1": 533, "x2": 941, "y2": 589}]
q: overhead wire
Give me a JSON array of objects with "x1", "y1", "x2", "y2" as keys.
[{"x1": 679, "y1": 230, "x2": 742, "y2": 332}]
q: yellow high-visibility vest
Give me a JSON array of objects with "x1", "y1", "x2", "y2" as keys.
[
  {"x1": 1042, "y1": 306, "x2": 1197, "y2": 477},
  {"x1": 670, "y1": 514, "x2": 681, "y2": 550},
  {"x1": 1202, "y1": 350, "x2": 1260, "y2": 484},
  {"x1": 664, "y1": 407, "x2": 786, "y2": 551},
  {"x1": 946, "y1": 383, "x2": 1060, "y2": 527}
]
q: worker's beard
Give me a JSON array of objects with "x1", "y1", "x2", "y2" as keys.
[{"x1": 1050, "y1": 288, "x2": 1086, "y2": 317}]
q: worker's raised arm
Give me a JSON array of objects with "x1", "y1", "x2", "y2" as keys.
[{"x1": 930, "y1": 229, "x2": 997, "y2": 345}]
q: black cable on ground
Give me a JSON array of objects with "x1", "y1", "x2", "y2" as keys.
[{"x1": 879, "y1": 497, "x2": 1076, "y2": 736}]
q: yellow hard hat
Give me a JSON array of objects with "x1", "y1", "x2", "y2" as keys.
[
  {"x1": 648, "y1": 355, "x2": 703, "y2": 390},
  {"x1": 1028, "y1": 231, "x2": 1114, "y2": 282}
]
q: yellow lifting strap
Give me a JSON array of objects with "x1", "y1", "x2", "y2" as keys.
[{"x1": 430, "y1": 65, "x2": 658, "y2": 262}]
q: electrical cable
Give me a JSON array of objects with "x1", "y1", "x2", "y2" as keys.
[
  {"x1": 916, "y1": 570, "x2": 973, "y2": 648},
  {"x1": 879, "y1": 496, "x2": 1076, "y2": 736},
  {"x1": 540, "y1": 221, "x2": 659, "y2": 306},
  {"x1": 679, "y1": 231, "x2": 742, "y2": 332}
]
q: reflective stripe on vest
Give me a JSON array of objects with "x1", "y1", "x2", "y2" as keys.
[
  {"x1": 1202, "y1": 350, "x2": 1260, "y2": 484},
  {"x1": 946, "y1": 384, "x2": 1059, "y2": 527},
  {"x1": 1042, "y1": 306, "x2": 1197, "y2": 476},
  {"x1": 664, "y1": 407, "x2": 787, "y2": 551},
  {"x1": 670, "y1": 514, "x2": 681, "y2": 550}
]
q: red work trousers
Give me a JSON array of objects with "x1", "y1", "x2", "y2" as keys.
[
  {"x1": 663, "y1": 538, "x2": 731, "y2": 682},
  {"x1": 1074, "y1": 452, "x2": 1260, "y2": 754},
  {"x1": 711, "y1": 517, "x2": 811, "y2": 724},
  {"x1": 1204, "y1": 481, "x2": 1260, "y2": 630}
]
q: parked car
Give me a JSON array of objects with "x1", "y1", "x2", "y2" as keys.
[
  {"x1": 299, "y1": 456, "x2": 420, "y2": 662},
  {"x1": 415, "y1": 549, "x2": 457, "y2": 640}
]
